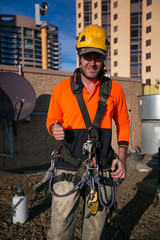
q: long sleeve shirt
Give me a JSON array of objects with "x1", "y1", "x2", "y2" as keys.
[{"x1": 46, "y1": 70, "x2": 130, "y2": 170}]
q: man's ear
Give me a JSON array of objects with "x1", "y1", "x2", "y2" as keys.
[
  {"x1": 78, "y1": 55, "x2": 81, "y2": 67},
  {"x1": 78, "y1": 54, "x2": 81, "y2": 61}
]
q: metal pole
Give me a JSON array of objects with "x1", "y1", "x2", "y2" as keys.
[
  {"x1": 0, "y1": 120, "x2": 14, "y2": 157},
  {"x1": 41, "y1": 27, "x2": 48, "y2": 70},
  {"x1": 157, "y1": 147, "x2": 160, "y2": 185}
]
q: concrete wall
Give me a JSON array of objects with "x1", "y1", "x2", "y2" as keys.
[{"x1": 0, "y1": 65, "x2": 142, "y2": 170}]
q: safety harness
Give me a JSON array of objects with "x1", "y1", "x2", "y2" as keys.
[{"x1": 34, "y1": 70, "x2": 119, "y2": 217}]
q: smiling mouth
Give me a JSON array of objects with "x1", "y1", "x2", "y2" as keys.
[{"x1": 88, "y1": 68, "x2": 97, "y2": 71}]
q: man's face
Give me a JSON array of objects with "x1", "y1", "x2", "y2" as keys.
[{"x1": 79, "y1": 52, "x2": 105, "y2": 80}]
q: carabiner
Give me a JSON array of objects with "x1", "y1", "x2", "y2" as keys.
[
  {"x1": 87, "y1": 163, "x2": 99, "y2": 174},
  {"x1": 51, "y1": 147, "x2": 61, "y2": 169}
]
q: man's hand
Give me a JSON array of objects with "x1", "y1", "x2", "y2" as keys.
[
  {"x1": 51, "y1": 120, "x2": 65, "y2": 140},
  {"x1": 111, "y1": 147, "x2": 127, "y2": 179},
  {"x1": 111, "y1": 158, "x2": 126, "y2": 179}
]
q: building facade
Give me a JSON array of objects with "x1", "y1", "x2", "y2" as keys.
[
  {"x1": 0, "y1": 15, "x2": 61, "y2": 70},
  {"x1": 76, "y1": 0, "x2": 160, "y2": 86}
]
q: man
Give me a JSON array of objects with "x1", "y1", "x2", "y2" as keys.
[{"x1": 46, "y1": 24, "x2": 130, "y2": 240}]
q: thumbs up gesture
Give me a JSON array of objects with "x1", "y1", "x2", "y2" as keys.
[{"x1": 52, "y1": 120, "x2": 65, "y2": 140}]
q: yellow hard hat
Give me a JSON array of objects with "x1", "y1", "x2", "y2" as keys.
[{"x1": 76, "y1": 25, "x2": 109, "y2": 56}]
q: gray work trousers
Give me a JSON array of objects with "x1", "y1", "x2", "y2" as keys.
[{"x1": 47, "y1": 169, "x2": 112, "y2": 240}]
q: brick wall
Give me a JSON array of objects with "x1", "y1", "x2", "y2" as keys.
[{"x1": 0, "y1": 65, "x2": 142, "y2": 170}]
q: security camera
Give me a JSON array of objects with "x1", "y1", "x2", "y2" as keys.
[
  {"x1": 40, "y1": 2, "x2": 48, "y2": 16},
  {"x1": 35, "y1": 2, "x2": 48, "y2": 26}
]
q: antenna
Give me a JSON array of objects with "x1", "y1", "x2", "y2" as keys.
[{"x1": 0, "y1": 72, "x2": 36, "y2": 157}]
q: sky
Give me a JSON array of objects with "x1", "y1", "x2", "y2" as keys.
[{"x1": 0, "y1": 0, "x2": 77, "y2": 72}]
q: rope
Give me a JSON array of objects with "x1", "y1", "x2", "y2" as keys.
[
  {"x1": 48, "y1": 168, "x2": 117, "y2": 211},
  {"x1": 49, "y1": 170, "x2": 81, "y2": 198},
  {"x1": 94, "y1": 175, "x2": 117, "y2": 209}
]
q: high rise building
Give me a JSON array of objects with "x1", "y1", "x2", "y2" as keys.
[
  {"x1": 0, "y1": 15, "x2": 61, "y2": 70},
  {"x1": 76, "y1": 0, "x2": 160, "y2": 85}
]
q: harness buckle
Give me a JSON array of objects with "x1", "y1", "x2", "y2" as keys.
[
  {"x1": 60, "y1": 172, "x2": 66, "y2": 181},
  {"x1": 60, "y1": 172, "x2": 74, "y2": 182},
  {"x1": 66, "y1": 173, "x2": 74, "y2": 182}
]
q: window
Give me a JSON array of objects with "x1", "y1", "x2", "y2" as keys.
[
  {"x1": 147, "y1": 0, "x2": 152, "y2": 6},
  {"x1": 102, "y1": 14, "x2": 110, "y2": 24},
  {"x1": 131, "y1": 44, "x2": 138, "y2": 50},
  {"x1": 24, "y1": 49, "x2": 33, "y2": 53},
  {"x1": 35, "y1": 45, "x2": 41, "y2": 49},
  {"x1": 131, "y1": 29, "x2": 138, "y2": 37},
  {"x1": 24, "y1": 28, "x2": 32, "y2": 38},
  {"x1": 114, "y1": 25, "x2": 118, "y2": 32},
  {"x1": 146, "y1": 12, "x2": 152, "y2": 20},
  {"x1": 114, "y1": 61, "x2": 118, "y2": 67},
  {"x1": 146, "y1": 39, "x2": 151, "y2": 46},
  {"x1": 140, "y1": 67, "x2": 141, "y2": 74},
  {"x1": 11, "y1": 27, "x2": 21, "y2": 32},
  {"x1": 84, "y1": 15, "x2": 91, "y2": 22},
  {"x1": 35, "y1": 50, "x2": 41, "y2": 55},
  {"x1": 24, "y1": 59, "x2": 33, "y2": 62},
  {"x1": 114, "y1": 49, "x2": 118, "y2": 55},
  {"x1": 78, "y1": 3, "x2": 81, "y2": 8},
  {"x1": 131, "y1": 16, "x2": 139, "y2": 24},
  {"x1": 146, "y1": 26, "x2": 151, "y2": 33},
  {"x1": 24, "y1": 43, "x2": 33, "y2": 49},
  {"x1": 78, "y1": 23, "x2": 81, "y2": 28},
  {"x1": 114, "y1": 72, "x2": 118, "y2": 76},
  {"x1": 94, "y1": 2, "x2": 97, "y2": 8},
  {"x1": 146, "y1": 79, "x2": 151, "y2": 85},
  {"x1": 114, "y1": 1, "x2": 118, "y2": 8},
  {"x1": 131, "y1": 55, "x2": 138, "y2": 62},
  {"x1": 34, "y1": 30, "x2": 41, "y2": 39},
  {"x1": 114, "y1": 37, "x2": 118, "y2": 44},
  {"x1": 84, "y1": 2, "x2": 91, "y2": 11},
  {"x1": 131, "y1": 65, "x2": 138, "y2": 74},
  {"x1": 114, "y1": 14, "x2": 118, "y2": 20},
  {"x1": 24, "y1": 54, "x2": 33, "y2": 58},
  {"x1": 78, "y1": 13, "x2": 81, "y2": 18},
  {"x1": 24, "y1": 39, "x2": 33, "y2": 43},
  {"x1": 102, "y1": 4, "x2": 107, "y2": 11},
  {"x1": 24, "y1": 64, "x2": 33, "y2": 67},
  {"x1": 94, "y1": 13, "x2": 98, "y2": 19},
  {"x1": 35, "y1": 55, "x2": 41, "y2": 59},
  {"x1": 146, "y1": 66, "x2": 151, "y2": 72},
  {"x1": 146, "y1": 52, "x2": 151, "y2": 59},
  {"x1": 131, "y1": 3, "x2": 139, "y2": 12}
]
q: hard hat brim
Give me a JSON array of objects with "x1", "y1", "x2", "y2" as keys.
[{"x1": 78, "y1": 48, "x2": 106, "y2": 57}]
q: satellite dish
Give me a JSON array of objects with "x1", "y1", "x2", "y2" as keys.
[{"x1": 0, "y1": 72, "x2": 36, "y2": 121}]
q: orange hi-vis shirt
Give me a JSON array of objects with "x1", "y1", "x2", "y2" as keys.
[{"x1": 46, "y1": 69, "x2": 130, "y2": 170}]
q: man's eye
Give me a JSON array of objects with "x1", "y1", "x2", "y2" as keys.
[
  {"x1": 84, "y1": 56, "x2": 91, "y2": 60},
  {"x1": 95, "y1": 57, "x2": 101, "y2": 61}
]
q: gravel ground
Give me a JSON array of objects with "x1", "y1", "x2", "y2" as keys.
[{"x1": 0, "y1": 160, "x2": 160, "y2": 240}]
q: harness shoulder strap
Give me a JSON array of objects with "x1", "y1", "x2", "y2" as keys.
[
  {"x1": 93, "y1": 76, "x2": 112, "y2": 128},
  {"x1": 70, "y1": 76, "x2": 92, "y2": 129}
]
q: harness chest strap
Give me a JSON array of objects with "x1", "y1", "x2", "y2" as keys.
[{"x1": 70, "y1": 72, "x2": 112, "y2": 130}]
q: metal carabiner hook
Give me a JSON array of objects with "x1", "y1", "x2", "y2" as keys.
[
  {"x1": 87, "y1": 163, "x2": 99, "y2": 173},
  {"x1": 51, "y1": 147, "x2": 61, "y2": 169}
]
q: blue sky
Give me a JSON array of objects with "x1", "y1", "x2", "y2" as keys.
[{"x1": 0, "y1": 0, "x2": 77, "y2": 72}]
